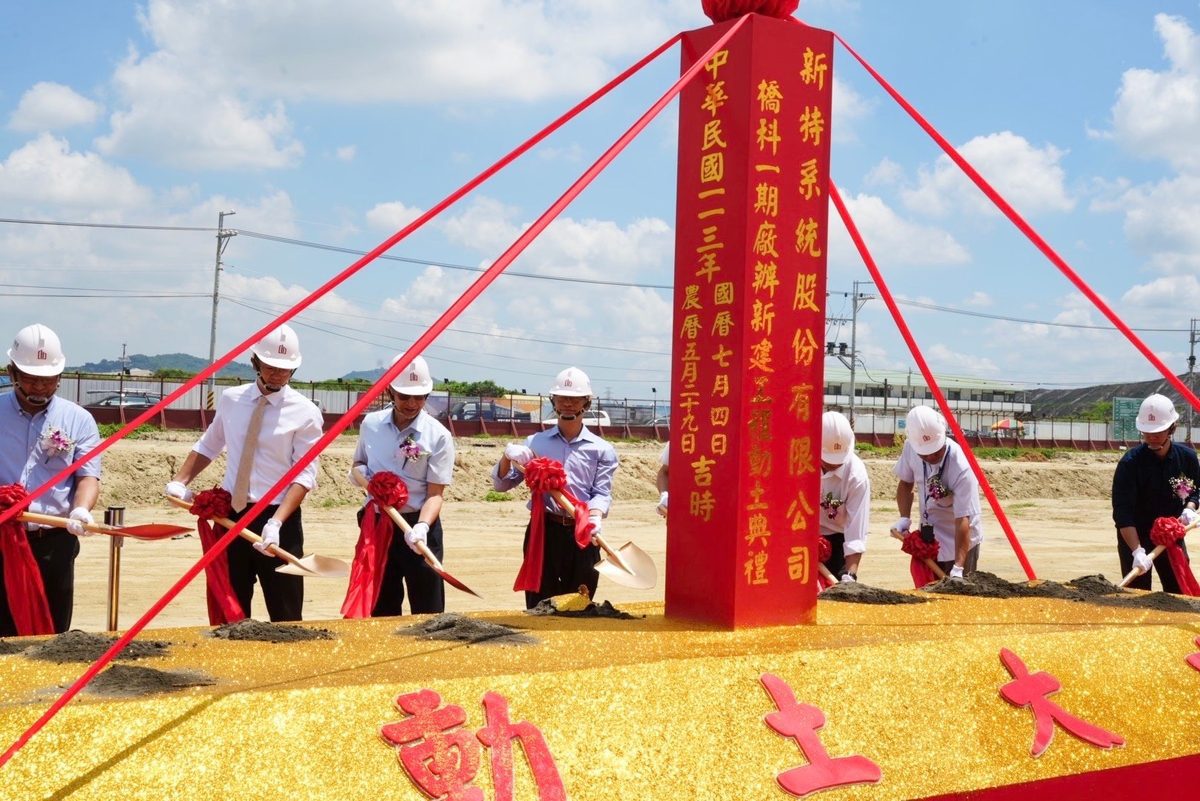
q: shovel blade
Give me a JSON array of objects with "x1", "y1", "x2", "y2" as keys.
[
  {"x1": 594, "y1": 541, "x2": 657, "y2": 590},
  {"x1": 109, "y1": 523, "x2": 193, "y2": 540},
  {"x1": 274, "y1": 553, "x2": 349, "y2": 579}
]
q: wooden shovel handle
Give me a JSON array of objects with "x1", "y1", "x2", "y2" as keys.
[
  {"x1": 889, "y1": 528, "x2": 948, "y2": 580},
  {"x1": 20, "y1": 510, "x2": 116, "y2": 536},
  {"x1": 1117, "y1": 520, "x2": 1199, "y2": 588},
  {"x1": 818, "y1": 563, "x2": 839, "y2": 586},
  {"x1": 163, "y1": 495, "x2": 305, "y2": 570},
  {"x1": 348, "y1": 469, "x2": 448, "y2": 573}
]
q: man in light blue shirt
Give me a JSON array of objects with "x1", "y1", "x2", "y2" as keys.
[
  {"x1": 0, "y1": 324, "x2": 100, "y2": 634},
  {"x1": 352, "y1": 355, "x2": 455, "y2": 614},
  {"x1": 494, "y1": 367, "x2": 618, "y2": 608}
]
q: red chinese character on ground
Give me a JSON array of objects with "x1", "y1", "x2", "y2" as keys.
[
  {"x1": 380, "y1": 688, "x2": 484, "y2": 801},
  {"x1": 1188, "y1": 637, "x2": 1200, "y2": 672},
  {"x1": 475, "y1": 691, "x2": 566, "y2": 801},
  {"x1": 998, "y1": 648, "x2": 1125, "y2": 757},
  {"x1": 761, "y1": 673, "x2": 881, "y2": 797}
]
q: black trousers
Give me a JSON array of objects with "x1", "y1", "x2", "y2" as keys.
[
  {"x1": 522, "y1": 516, "x2": 600, "y2": 610},
  {"x1": 358, "y1": 508, "x2": 445, "y2": 616},
  {"x1": 226, "y1": 505, "x2": 304, "y2": 622},
  {"x1": 0, "y1": 527, "x2": 78, "y2": 636},
  {"x1": 821, "y1": 533, "x2": 846, "y2": 577},
  {"x1": 1118, "y1": 531, "x2": 1189, "y2": 593}
]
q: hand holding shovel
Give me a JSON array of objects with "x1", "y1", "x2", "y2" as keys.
[
  {"x1": 349, "y1": 468, "x2": 480, "y2": 597},
  {"x1": 1118, "y1": 518, "x2": 1200, "y2": 588},
  {"x1": 890, "y1": 527, "x2": 947, "y2": 580},
  {"x1": 165, "y1": 495, "x2": 348, "y2": 578}
]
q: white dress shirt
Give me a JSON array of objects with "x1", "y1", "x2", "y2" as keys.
[
  {"x1": 818, "y1": 452, "x2": 870, "y2": 556},
  {"x1": 194, "y1": 382, "x2": 323, "y2": 505},
  {"x1": 353, "y1": 408, "x2": 454, "y2": 513}
]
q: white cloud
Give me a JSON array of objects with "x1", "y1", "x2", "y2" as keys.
[
  {"x1": 1116, "y1": 173, "x2": 1200, "y2": 274},
  {"x1": 963, "y1": 291, "x2": 991, "y2": 308},
  {"x1": 925, "y1": 343, "x2": 998, "y2": 376},
  {"x1": 828, "y1": 192, "x2": 970, "y2": 267},
  {"x1": 366, "y1": 201, "x2": 425, "y2": 231},
  {"x1": 335, "y1": 145, "x2": 356, "y2": 162},
  {"x1": 831, "y1": 76, "x2": 875, "y2": 144},
  {"x1": 1108, "y1": 14, "x2": 1200, "y2": 170},
  {"x1": 900, "y1": 131, "x2": 1075, "y2": 217},
  {"x1": 1121, "y1": 274, "x2": 1200, "y2": 308},
  {"x1": 0, "y1": 134, "x2": 150, "y2": 209},
  {"x1": 8, "y1": 82, "x2": 102, "y2": 132},
  {"x1": 863, "y1": 157, "x2": 902, "y2": 187}
]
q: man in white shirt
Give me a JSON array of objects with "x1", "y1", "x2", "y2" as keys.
[
  {"x1": 891, "y1": 406, "x2": 983, "y2": 579},
  {"x1": 350, "y1": 355, "x2": 455, "y2": 615},
  {"x1": 818, "y1": 412, "x2": 869, "y2": 582},
  {"x1": 166, "y1": 324, "x2": 323, "y2": 621},
  {"x1": 655, "y1": 444, "x2": 669, "y2": 518}
]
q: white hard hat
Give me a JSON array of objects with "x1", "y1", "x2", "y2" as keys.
[
  {"x1": 550, "y1": 366, "x2": 592, "y2": 397},
  {"x1": 252, "y1": 324, "x2": 302, "y2": 369},
  {"x1": 389, "y1": 354, "x2": 433, "y2": 395},
  {"x1": 821, "y1": 411, "x2": 855, "y2": 465},
  {"x1": 907, "y1": 406, "x2": 946, "y2": 456},
  {"x1": 7, "y1": 323, "x2": 65, "y2": 377},
  {"x1": 1136, "y1": 393, "x2": 1178, "y2": 433}
]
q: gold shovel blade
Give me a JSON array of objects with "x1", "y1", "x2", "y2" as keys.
[{"x1": 594, "y1": 541, "x2": 657, "y2": 590}]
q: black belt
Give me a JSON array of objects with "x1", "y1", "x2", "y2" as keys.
[
  {"x1": 543, "y1": 511, "x2": 574, "y2": 526},
  {"x1": 25, "y1": 526, "x2": 67, "y2": 538}
]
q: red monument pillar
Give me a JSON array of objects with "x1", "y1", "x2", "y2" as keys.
[{"x1": 665, "y1": 13, "x2": 834, "y2": 628}]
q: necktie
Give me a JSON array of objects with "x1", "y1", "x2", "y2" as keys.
[{"x1": 231, "y1": 395, "x2": 269, "y2": 511}]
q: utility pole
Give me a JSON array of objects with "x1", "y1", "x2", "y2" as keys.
[
  {"x1": 209, "y1": 211, "x2": 236, "y2": 408},
  {"x1": 846, "y1": 280, "x2": 873, "y2": 424},
  {"x1": 1189, "y1": 318, "x2": 1199, "y2": 442}
]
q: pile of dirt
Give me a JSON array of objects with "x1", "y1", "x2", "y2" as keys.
[
  {"x1": 23, "y1": 631, "x2": 171, "y2": 664},
  {"x1": 525, "y1": 599, "x2": 639, "y2": 619},
  {"x1": 922, "y1": 572, "x2": 1130, "y2": 601},
  {"x1": 84, "y1": 664, "x2": 215, "y2": 698},
  {"x1": 0, "y1": 640, "x2": 26, "y2": 656},
  {"x1": 398, "y1": 614, "x2": 536, "y2": 645},
  {"x1": 818, "y1": 582, "x2": 928, "y2": 605},
  {"x1": 1086, "y1": 592, "x2": 1200, "y2": 614},
  {"x1": 93, "y1": 432, "x2": 1118, "y2": 509},
  {"x1": 208, "y1": 619, "x2": 335, "y2": 642}
]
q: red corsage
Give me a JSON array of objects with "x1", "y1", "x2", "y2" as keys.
[
  {"x1": 368, "y1": 471, "x2": 409, "y2": 509},
  {"x1": 191, "y1": 487, "x2": 233, "y2": 520}
]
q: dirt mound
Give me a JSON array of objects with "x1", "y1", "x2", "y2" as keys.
[
  {"x1": 819, "y1": 581, "x2": 928, "y2": 604},
  {"x1": 84, "y1": 664, "x2": 215, "y2": 697},
  {"x1": 208, "y1": 619, "x2": 335, "y2": 642},
  {"x1": 23, "y1": 631, "x2": 171, "y2": 664},
  {"x1": 398, "y1": 614, "x2": 536, "y2": 645}
]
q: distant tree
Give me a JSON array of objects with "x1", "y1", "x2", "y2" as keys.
[
  {"x1": 153, "y1": 368, "x2": 195, "y2": 379},
  {"x1": 1077, "y1": 400, "x2": 1112, "y2": 422},
  {"x1": 436, "y1": 379, "x2": 512, "y2": 396}
]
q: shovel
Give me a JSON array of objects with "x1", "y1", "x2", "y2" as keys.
[
  {"x1": 511, "y1": 463, "x2": 656, "y2": 590},
  {"x1": 18, "y1": 511, "x2": 190, "y2": 541},
  {"x1": 889, "y1": 529, "x2": 947, "y2": 580},
  {"x1": 164, "y1": 495, "x2": 349, "y2": 579},
  {"x1": 1118, "y1": 519, "x2": 1200, "y2": 588},
  {"x1": 349, "y1": 469, "x2": 481, "y2": 598}
]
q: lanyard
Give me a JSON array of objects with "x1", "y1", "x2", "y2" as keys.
[{"x1": 920, "y1": 453, "x2": 947, "y2": 522}]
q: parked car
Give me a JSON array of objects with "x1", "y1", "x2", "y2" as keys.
[
  {"x1": 543, "y1": 410, "x2": 612, "y2": 427},
  {"x1": 445, "y1": 400, "x2": 532, "y2": 422},
  {"x1": 86, "y1": 391, "x2": 163, "y2": 409},
  {"x1": 647, "y1": 415, "x2": 670, "y2": 428}
]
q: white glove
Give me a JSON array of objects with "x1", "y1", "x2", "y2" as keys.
[
  {"x1": 165, "y1": 481, "x2": 193, "y2": 502},
  {"x1": 839, "y1": 573, "x2": 856, "y2": 583},
  {"x1": 254, "y1": 518, "x2": 282, "y2": 553},
  {"x1": 1131, "y1": 546, "x2": 1154, "y2": 575},
  {"x1": 503, "y1": 443, "x2": 533, "y2": 466},
  {"x1": 405, "y1": 521, "x2": 430, "y2": 553},
  {"x1": 949, "y1": 564, "x2": 965, "y2": 581},
  {"x1": 891, "y1": 517, "x2": 911, "y2": 535},
  {"x1": 67, "y1": 507, "x2": 95, "y2": 537},
  {"x1": 588, "y1": 515, "x2": 603, "y2": 544},
  {"x1": 656, "y1": 491, "x2": 669, "y2": 518},
  {"x1": 1181, "y1": 508, "x2": 1199, "y2": 527}
]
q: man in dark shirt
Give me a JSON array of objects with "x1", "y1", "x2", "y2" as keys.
[{"x1": 1112, "y1": 393, "x2": 1200, "y2": 592}]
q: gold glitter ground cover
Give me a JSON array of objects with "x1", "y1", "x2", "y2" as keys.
[{"x1": 1, "y1": 596, "x2": 1199, "y2": 800}]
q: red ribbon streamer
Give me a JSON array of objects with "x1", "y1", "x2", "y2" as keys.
[
  {"x1": 1150, "y1": 517, "x2": 1200, "y2": 596},
  {"x1": 342, "y1": 472, "x2": 410, "y2": 618},
  {"x1": 900, "y1": 530, "x2": 940, "y2": 588},
  {"x1": 514, "y1": 457, "x2": 595, "y2": 593},
  {"x1": 188, "y1": 489, "x2": 244, "y2": 625},
  {"x1": 816, "y1": 536, "x2": 835, "y2": 590},
  {"x1": 0, "y1": 484, "x2": 54, "y2": 636}
]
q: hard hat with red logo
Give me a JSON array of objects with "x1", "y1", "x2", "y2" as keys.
[
  {"x1": 389, "y1": 355, "x2": 433, "y2": 395},
  {"x1": 7, "y1": 323, "x2": 66, "y2": 377},
  {"x1": 821, "y1": 411, "x2": 855, "y2": 465},
  {"x1": 906, "y1": 405, "x2": 946, "y2": 456},
  {"x1": 1135, "y1": 393, "x2": 1178, "y2": 433},
  {"x1": 550, "y1": 366, "x2": 592, "y2": 397},
  {"x1": 252, "y1": 324, "x2": 302, "y2": 369}
]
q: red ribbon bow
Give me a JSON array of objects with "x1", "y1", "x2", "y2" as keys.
[
  {"x1": 1149, "y1": 516, "x2": 1200, "y2": 596},
  {"x1": 342, "y1": 471, "x2": 407, "y2": 618},
  {"x1": 188, "y1": 488, "x2": 245, "y2": 625},
  {"x1": 514, "y1": 457, "x2": 594, "y2": 593},
  {"x1": 900, "y1": 529, "x2": 941, "y2": 588}
]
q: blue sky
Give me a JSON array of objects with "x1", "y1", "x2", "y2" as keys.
[{"x1": 2, "y1": 1, "x2": 1200, "y2": 401}]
